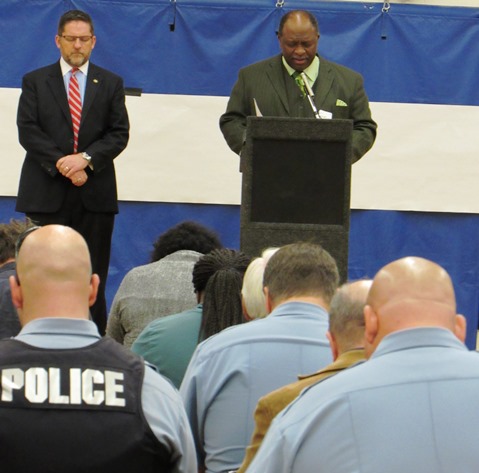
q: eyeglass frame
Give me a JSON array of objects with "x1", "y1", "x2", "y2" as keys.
[{"x1": 60, "y1": 35, "x2": 93, "y2": 43}]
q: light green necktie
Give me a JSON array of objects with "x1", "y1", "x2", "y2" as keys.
[{"x1": 292, "y1": 71, "x2": 306, "y2": 97}]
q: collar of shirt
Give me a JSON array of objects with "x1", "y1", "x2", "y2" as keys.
[
  {"x1": 60, "y1": 57, "x2": 89, "y2": 77},
  {"x1": 60, "y1": 58, "x2": 89, "y2": 103},
  {"x1": 372, "y1": 326, "x2": 467, "y2": 360},
  {"x1": 282, "y1": 55, "x2": 320, "y2": 89},
  {"x1": 15, "y1": 318, "x2": 100, "y2": 348},
  {"x1": 270, "y1": 300, "x2": 329, "y2": 320},
  {"x1": 0, "y1": 261, "x2": 16, "y2": 275}
]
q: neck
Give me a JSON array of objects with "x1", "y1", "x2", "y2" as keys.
[
  {"x1": 272, "y1": 296, "x2": 328, "y2": 312},
  {"x1": 0, "y1": 258, "x2": 15, "y2": 268}
]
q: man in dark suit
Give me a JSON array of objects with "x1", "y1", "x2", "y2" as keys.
[
  {"x1": 220, "y1": 9, "x2": 377, "y2": 165},
  {"x1": 16, "y1": 10, "x2": 129, "y2": 334}
]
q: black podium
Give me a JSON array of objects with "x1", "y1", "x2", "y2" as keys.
[{"x1": 240, "y1": 116, "x2": 353, "y2": 282}]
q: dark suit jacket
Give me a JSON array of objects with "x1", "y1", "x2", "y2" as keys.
[
  {"x1": 16, "y1": 61, "x2": 129, "y2": 214},
  {"x1": 220, "y1": 54, "x2": 377, "y2": 163}
]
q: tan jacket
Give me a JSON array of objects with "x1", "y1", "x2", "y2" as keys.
[{"x1": 237, "y1": 349, "x2": 365, "y2": 472}]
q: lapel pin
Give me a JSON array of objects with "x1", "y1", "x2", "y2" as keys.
[{"x1": 93, "y1": 79, "x2": 99, "y2": 84}]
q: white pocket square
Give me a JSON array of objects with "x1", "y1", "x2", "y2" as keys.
[{"x1": 336, "y1": 99, "x2": 348, "y2": 107}]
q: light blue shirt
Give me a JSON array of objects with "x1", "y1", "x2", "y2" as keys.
[
  {"x1": 248, "y1": 327, "x2": 479, "y2": 473},
  {"x1": 14, "y1": 318, "x2": 197, "y2": 473},
  {"x1": 180, "y1": 301, "x2": 332, "y2": 473}
]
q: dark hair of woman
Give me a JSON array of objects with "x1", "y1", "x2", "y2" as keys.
[{"x1": 192, "y1": 249, "x2": 251, "y2": 342}]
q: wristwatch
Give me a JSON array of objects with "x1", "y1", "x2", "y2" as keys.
[{"x1": 81, "y1": 152, "x2": 92, "y2": 163}]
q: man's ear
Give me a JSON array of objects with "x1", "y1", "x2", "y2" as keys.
[
  {"x1": 264, "y1": 287, "x2": 273, "y2": 314},
  {"x1": 364, "y1": 305, "x2": 378, "y2": 343},
  {"x1": 453, "y1": 314, "x2": 467, "y2": 344},
  {"x1": 326, "y1": 330, "x2": 339, "y2": 361},
  {"x1": 88, "y1": 274, "x2": 100, "y2": 307},
  {"x1": 9, "y1": 274, "x2": 23, "y2": 310}
]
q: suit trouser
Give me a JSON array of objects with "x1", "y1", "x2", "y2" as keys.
[{"x1": 26, "y1": 186, "x2": 114, "y2": 335}]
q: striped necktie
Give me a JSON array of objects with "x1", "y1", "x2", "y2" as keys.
[{"x1": 68, "y1": 68, "x2": 82, "y2": 153}]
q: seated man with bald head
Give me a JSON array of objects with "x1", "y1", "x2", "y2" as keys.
[
  {"x1": 0, "y1": 225, "x2": 196, "y2": 473},
  {"x1": 247, "y1": 257, "x2": 479, "y2": 473}
]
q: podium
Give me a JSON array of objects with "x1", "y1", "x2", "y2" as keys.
[{"x1": 240, "y1": 116, "x2": 353, "y2": 282}]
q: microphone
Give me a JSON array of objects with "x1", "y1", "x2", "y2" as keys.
[{"x1": 300, "y1": 72, "x2": 320, "y2": 119}]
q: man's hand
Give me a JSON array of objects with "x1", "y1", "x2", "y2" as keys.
[
  {"x1": 57, "y1": 153, "x2": 87, "y2": 178},
  {"x1": 70, "y1": 170, "x2": 88, "y2": 187}
]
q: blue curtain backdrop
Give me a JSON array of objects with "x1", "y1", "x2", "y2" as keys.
[
  {"x1": 3, "y1": 1, "x2": 479, "y2": 105},
  {"x1": 1, "y1": 198, "x2": 478, "y2": 348}
]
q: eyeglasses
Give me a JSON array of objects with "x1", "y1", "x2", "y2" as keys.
[
  {"x1": 61, "y1": 35, "x2": 93, "y2": 43},
  {"x1": 15, "y1": 226, "x2": 41, "y2": 260}
]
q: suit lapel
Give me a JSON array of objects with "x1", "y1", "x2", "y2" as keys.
[
  {"x1": 265, "y1": 56, "x2": 289, "y2": 114},
  {"x1": 314, "y1": 57, "x2": 334, "y2": 111},
  {"x1": 82, "y1": 63, "x2": 101, "y2": 125},
  {"x1": 46, "y1": 62, "x2": 72, "y2": 126}
]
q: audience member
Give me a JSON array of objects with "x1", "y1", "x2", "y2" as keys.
[
  {"x1": 106, "y1": 221, "x2": 222, "y2": 347},
  {"x1": 0, "y1": 218, "x2": 34, "y2": 338},
  {"x1": 132, "y1": 249, "x2": 251, "y2": 388},
  {"x1": 180, "y1": 242, "x2": 339, "y2": 473},
  {"x1": 0, "y1": 225, "x2": 196, "y2": 472},
  {"x1": 195, "y1": 249, "x2": 251, "y2": 341},
  {"x1": 247, "y1": 257, "x2": 477, "y2": 473},
  {"x1": 241, "y1": 248, "x2": 278, "y2": 320},
  {"x1": 237, "y1": 279, "x2": 371, "y2": 472}
]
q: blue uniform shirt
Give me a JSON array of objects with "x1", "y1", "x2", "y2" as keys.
[
  {"x1": 180, "y1": 301, "x2": 332, "y2": 473},
  {"x1": 248, "y1": 327, "x2": 479, "y2": 473}
]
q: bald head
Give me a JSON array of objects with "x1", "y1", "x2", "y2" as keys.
[
  {"x1": 327, "y1": 280, "x2": 372, "y2": 358},
  {"x1": 364, "y1": 257, "x2": 466, "y2": 357},
  {"x1": 11, "y1": 225, "x2": 99, "y2": 324},
  {"x1": 278, "y1": 10, "x2": 320, "y2": 72}
]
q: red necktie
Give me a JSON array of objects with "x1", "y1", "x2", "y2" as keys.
[{"x1": 68, "y1": 68, "x2": 82, "y2": 153}]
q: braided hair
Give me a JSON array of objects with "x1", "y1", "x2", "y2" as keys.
[{"x1": 192, "y1": 249, "x2": 251, "y2": 342}]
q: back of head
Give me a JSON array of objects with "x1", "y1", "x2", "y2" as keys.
[
  {"x1": 150, "y1": 221, "x2": 222, "y2": 262},
  {"x1": 13, "y1": 225, "x2": 96, "y2": 324},
  {"x1": 263, "y1": 242, "x2": 339, "y2": 308},
  {"x1": 193, "y1": 249, "x2": 251, "y2": 341},
  {"x1": 365, "y1": 256, "x2": 465, "y2": 356},
  {"x1": 241, "y1": 247, "x2": 279, "y2": 320},
  {"x1": 329, "y1": 280, "x2": 372, "y2": 354},
  {"x1": 0, "y1": 218, "x2": 34, "y2": 265}
]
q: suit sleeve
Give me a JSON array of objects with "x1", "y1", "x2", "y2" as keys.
[
  {"x1": 82, "y1": 75, "x2": 130, "y2": 173},
  {"x1": 17, "y1": 74, "x2": 65, "y2": 177},
  {"x1": 349, "y1": 73, "x2": 377, "y2": 163},
  {"x1": 219, "y1": 69, "x2": 250, "y2": 156}
]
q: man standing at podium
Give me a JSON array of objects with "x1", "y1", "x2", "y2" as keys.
[{"x1": 220, "y1": 10, "x2": 377, "y2": 165}]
